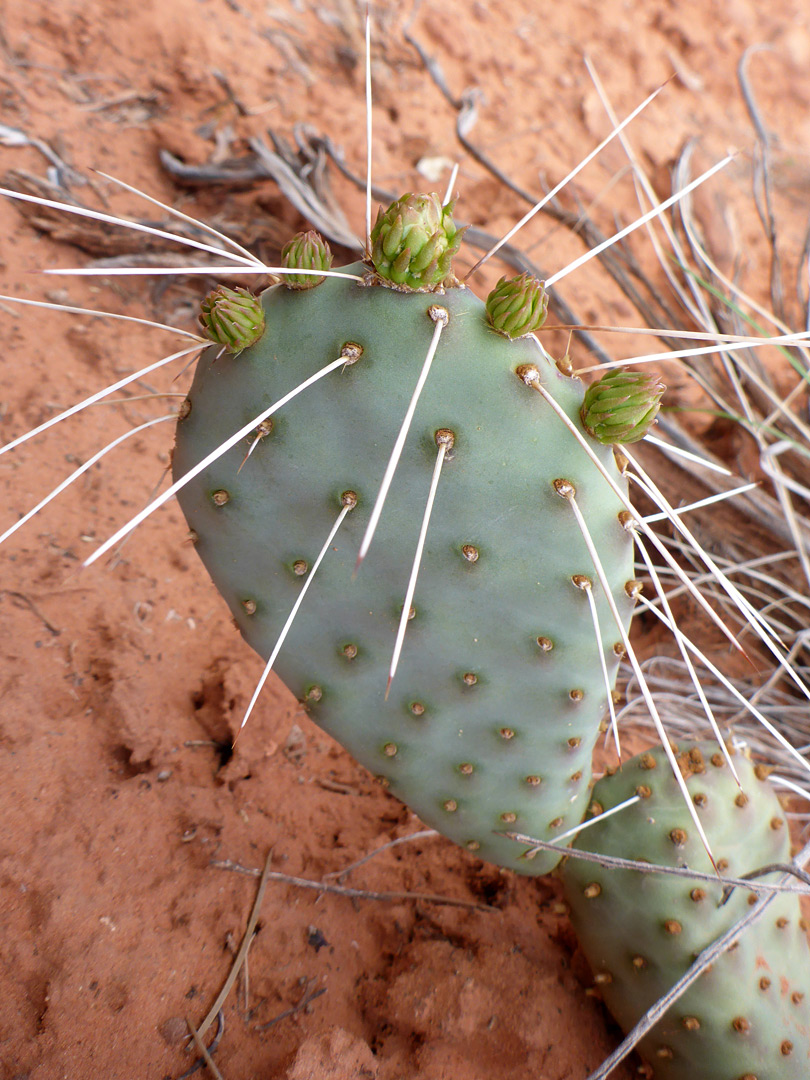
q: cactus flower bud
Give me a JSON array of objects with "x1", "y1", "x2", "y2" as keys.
[
  {"x1": 485, "y1": 273, "x2": 549, "y2": 338},
  {"x1": 369, "y1": 192, "x2": 465, "y2": 291},
  {"x1": 199, "y1": 286, "x2": 265, "y2": 352},
  {"x1": 280, "y1": 230, "x2": 333, "y2": 289},
  {"x1": 581, "y1": 369, "x2": 665, "y2": 445}
]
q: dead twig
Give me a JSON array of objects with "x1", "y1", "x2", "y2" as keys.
[
  {"x1": 211, "y1": 857, "x2": 496, "y2": 913},
  {"x1": 322, "y1": 828, "x2": 438, "y2": 881},
  {"x1": 255, "y1": 984, "x2": 327, "y2": 1033},
  {"x1": 0, "y1": 591, "x2": 60, "y2": 635},
  {"x1": 500, "y1": 832, "x2": 810, "y2": 898}
]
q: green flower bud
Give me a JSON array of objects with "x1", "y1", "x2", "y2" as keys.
[
  {"x1": 369, "y1": 193, "x2": 465, "y2": 291},
  {"x1": 581, "y1": 369, "x2": 665, "y2": 444},
  {"x1": 199, "y1": 286, "x2": 265, "y2": 352},
  {"x1": 280, "y1": 230, "x2": 333, "y2": 289},
  {"x1": 485, "y1": 273, "x2": 549, "y2": 338}
]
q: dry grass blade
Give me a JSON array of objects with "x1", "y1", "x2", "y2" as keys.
[
  {"x1": 195, "y1": 852, "x2": 273, "y2": 1043},
  {"x1": 185, "y1": 1016, "x2": 226, "y2": 1080}
]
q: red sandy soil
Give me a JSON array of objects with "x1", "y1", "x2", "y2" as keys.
[{"x1": 1, "y1": 2, "x2": 809, "y2": 1078}]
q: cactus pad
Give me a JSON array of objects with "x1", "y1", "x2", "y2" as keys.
[
  {"x1": 173, "y1": 249, "x2": 636, "y2": 873},
  {"x1": 562, "y1": 741, "x2": 810, "y2": 1078}
]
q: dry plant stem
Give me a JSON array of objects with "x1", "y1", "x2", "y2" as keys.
[
  {"x1": 618, "y1": 656, "x2": 810, "y2": 795},
  {"x1": 675, "y1": 141, "x2": 808, "y2": 351},
  {"x1": 93, "y1": 169, "x2": 258, "y2": 262},
  {"x1": 246, "y1": 135, "x2": 360, "y2": 249},
  {"x1": 692, "y1": 266, "x2": 810, "y2": 596},
  {"x1": 195, "y1": 852, "x2": 273, "y2": 1043},
  {"x1": 720, "y1": 862, "x2": 810, "y2": 905},
  {"x1": 0, "y1": 186, "x2": 260, "y2": 267},
  {"x1": 501, "y1": 834, "x2": 810, "y2": 898},
  {"x1": 632, "y1": 530, "x2": 734, "y2": 774},
  {"x1": 255, "y1": 986, "x2": 327, "y2": 1033},
  {"x1": 635, "y1": 595, "x2": 810, "y2": 779},
  {"x1": 322, "y1": 828, "x2": 438, "y2": 882},
  {"x1": 0, "y1": 591, "x2": 60, "y2": 636},
  {"x1": 727, "y1": 634, "x2": 809, "y2": 727},
  {"x1": 644, "y1": 440, "x2": 810, "y2": 554},
  {"x1": 211, "y1": 859, "x2": 496, "y2": 913},
  {"x1": 585, "y1": 835, "x2": 810, "y2": 1080},
  {"x1": 544, "y1": 155, "x2": 736, "y2": 291}
]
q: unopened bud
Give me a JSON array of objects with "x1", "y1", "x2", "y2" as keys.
[
  {"x1": 485, "y1": 273, "x2": 548, "y2": 339},
  {"x1": 199, "y1": 286, "x2": 265, "y2": 352},
  {"x1": 280, "y1": 230, "x2": 333, "y2": 289},
  {"x1": 369, "y1": 192, "x2": 465, "y2": 291},
  {"x1": 581, "y1": 369, "x2": 665, "y2": 445}
]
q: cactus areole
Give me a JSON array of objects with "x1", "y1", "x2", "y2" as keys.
[{"x1": 173, "y1": 204, "x2": 637, "y2": 873}]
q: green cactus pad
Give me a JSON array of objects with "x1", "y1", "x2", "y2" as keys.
[
  {"x1": 173, "y1": 262, "x2": 635, "y2": 873},
  {"x1": 368, "y1": 193, "x2": 465, "y2": 291},
  {"x1": 581, "y1": 368, "x2": 665, "y2": 444},
  {"x1": 485, "y1": 273, "x2": 549, "y2": 339},
  {"x1": 562, "y1": 741, "x2": 810, "y2": 1078},
  {"x1": 198, "y1": 285, "x2": 266, "y2": 352},
  {"x1": 281, "y1": 230, "x2": 333, "y2": 289}
]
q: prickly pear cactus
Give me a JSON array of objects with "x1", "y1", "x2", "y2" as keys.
[
  {"x1": 172, "y1": 197, "x2": 637, "y2": 873},
  {"x1": 562, "y1": 741, "x2": 810, "y2": 1077}
]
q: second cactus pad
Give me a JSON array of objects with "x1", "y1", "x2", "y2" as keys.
[
  {"x1": 173, "y1": 207, "x2": 636, "y2": 873},
  {"x1": 562, "y1": 742, "x2": 810, "y2": 1078}
]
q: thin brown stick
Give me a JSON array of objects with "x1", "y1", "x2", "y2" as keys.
[
  {"x1": 255, "y1": 985, "x2": 327, "y2": 1033},
  {"x1": 211, "y1": 858, "x2": 495, "y2": 913},
  {"x1": 500, "y1": 833, "x2": 810, "y2": 897},
  {"x1": 720, "y1": 861, "x2": 810, "y2": 905},
  {"x1": 322, "y1": 828, "x2": 438, "y2": 881}
]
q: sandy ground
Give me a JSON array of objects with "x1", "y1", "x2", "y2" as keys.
[{"x1": 1, "y1": 1, "x2": 810, "y2": 1078}]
